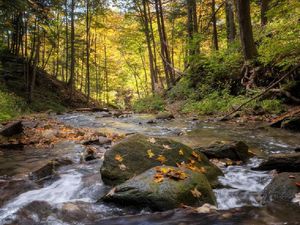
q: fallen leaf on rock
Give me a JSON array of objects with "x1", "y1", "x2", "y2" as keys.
[
  {"x1": 179, "y1": 149, "x2": 184, "y2": 156},
  {"x1": 191, "y1": 187, "x2": 202, "y2": 198},
  {"x1": 106, "y1": 188, "x2": 116, "y2": 197},
  {"x1": 148, "y1": 137, "x2": 156, "y2": 143},
  {"x1": 289, "y1": 175, "x2": 296, "y2": 179},
  {"x1": 167, "y1": 169, "x2": 188, "y2": 180},
  {"x1": 119, "y1": 164, "x2": 127, "y2": 171},
  {"x1": 191, "y1": 151, "x2": 201, "y2": 161},
  {"x1": 115, "y1": 154, "x2": 123, "y2": 162},
  {"x1": 147, "y1": 149, "x2": 155, "y2": 158},
  {"x1": 296, "y1": 182, "x2": 300, "y2": 187},
  {"x1": 154, "y1": 173, "x2": 164, "y2": 183},
  {"x1": 157, "y1": 155, "x2": 167, "y2": 164},
  {"x1": 292, "y1": 193, "x2": 300, "y2": 206},
  {"x1": 195, "y1": 203, "x2": 217, "y2": 213},
  {"x1": 163, "y1": 144, "x2": 171, "y2": 150}
]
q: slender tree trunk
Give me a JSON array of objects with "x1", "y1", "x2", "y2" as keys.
[
  {"x1": 225, "y1": 0, "x2": 236, "y2": 44},
  {"x1": 212, "y1": 0, "x2": 219, "y2": 50},
  {"x1": 236, "y1": 0, "x2": 257, "y2": 60},
  {"x1": 261, "y1": 0, "x2": 269, "y2": 26},
  {"x1": 86, "y1": 0, "x2": 91, "y2": 102},
  {"x1": 29, "y1": 24, "x2": 41, "y2": 103},
  {"x1": 141, "y1": 0, "x2": 157, "y2": 93},
  {"x1": 68, "y1": 0, "x2": 75, "y2": 92},
  {"x1": 65, "y1": 0, "x2": 69, "y2": 83},
  {"x1": 104, "y1": 39, "x2": 109, "y2": 104},
  {"x1": 56, "y1": 11, "x2": 60, "y2": 78}
]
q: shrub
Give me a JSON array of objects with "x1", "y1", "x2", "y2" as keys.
[
  {"x1": 132, "y1": 94, "x2": 165, "y2": 113},
  {"x1": 0, "y1": 88, "x2": 28, "y2": 122}
]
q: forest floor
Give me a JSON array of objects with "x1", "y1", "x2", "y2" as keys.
[{"x1": 0, "y1": 53, "x2": 97, "y2": 122}]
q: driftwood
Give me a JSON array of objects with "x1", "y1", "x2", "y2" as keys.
[
  {"x1": 269, "y1": 107, "x2": 300, "y2": 127},
  {"x1": 221, "y1": 64, "x2": 300, "y2": 121}
]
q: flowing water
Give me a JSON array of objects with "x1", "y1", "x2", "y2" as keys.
[{"x1": 0, "y1": 112, "x2": 299, "y2": 224}]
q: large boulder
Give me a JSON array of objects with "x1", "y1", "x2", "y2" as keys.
[
  {"x1": 100, "y1": 134, "x2": 223, "y2": 187},
  {"x1": 262, "y1": 172, "x2": 300, "y2": 205},
  {"x1": 195, "y1": 141, "x2": 250, "y2": 162},
  {"x1": 253, "y1": 153, "x2": 300, "y2": 172},
  {"x1": 103, "y1": 166, "x2": 216, "y2": 211}
]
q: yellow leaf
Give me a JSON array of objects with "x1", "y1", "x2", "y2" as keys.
[
  {"x1": 191, "y1": 151, "x2": 202, "y2": 161},
  {"x1": 148, "y1": 137, "x2": 156, "y2": 143},
  {"x1": 115, "y1": 154, "x2": 123, "y2": 162},
  {"x1": 191, "y1": 187, "x2": 202, "y2": 198},
  {"x1": 147, "y1": 149, "x2": 155, "y2": 158},
  {"x1": 179, "y1": 149, "x2": 184, "y2": 156},
  {"x1": 157, "y1": 155, "x2": 167, "y2": 164},
  {"x1": 163, "y1": 144, "x2": 171, "y2": 150},
  {"x1": 154, "y1": 174, "x2": 164, "y2": 183}
]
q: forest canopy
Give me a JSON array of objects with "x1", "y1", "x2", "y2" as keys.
[{"x1": 0, "y1": 0, "x2": 299, "y2": 113}]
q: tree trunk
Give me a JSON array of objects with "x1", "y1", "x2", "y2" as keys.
[
  {"x1": 261, "y1": 0, "x2": 269, "y2": 27},
  {"x1": 68, "y1": 0, "x2": 75, "y2": 93},
  {"x1": 141, "y1": 0, "x2": 157, "y2": 93},
  {"x1": 225, "y1": 0, "x2": 236, "y2": 44},
  {"x1": 86, "y1": 0, "x2": 91, "y2": 102},
  {"x1": 236, "y1": 0, "x2": 257, "y2": 60},
  {"x1": 211, "y1": 0, "x2": 219, "y2": 50},
  {"x1": 65, "y1": 0, "x2": 69, "y2": 83}
]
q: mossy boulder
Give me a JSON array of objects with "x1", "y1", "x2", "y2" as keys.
[
  {"x1": 103, "y1": 166, "x2": 216, "y2": 210},
  {"x1": 262, "y1": 172, "x2": 300, "y2": 205},
  {"x1": 195, "y1": 141, "x2": 250, "y2": 162},
  {"x1": 253, "y1": 153, "x2": 300, "y2": 172},
  {"x1": 100, "y1": 134, "x2": 223, "y2": 187},
  {"x1": 155, "y1": 112, "x2": 174, "y2": 120}
]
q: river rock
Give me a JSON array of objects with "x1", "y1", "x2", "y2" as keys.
[
  {"x1": 0, "y1": 121, "x2": 23, "y2": 137},
  {"x1": 195, "y1": 141, "x2": 250, "y2": 162},
  {"x1": 262, "y1": 172, "x2": 300, "y2": 205},
  {"x1": 100, "y1": 134, "x2": 223, "y2": 187},
  {"x1": 156, "y1": 112, "x2": 175, "y2": 120},
  {"x1": 281, "y1": 116, "x2": 300, "y2": 132},
  {"x1": 103, "y1": 166, "x2": 216, "y2": 210},
  {"x1": 29, "y1": 158, "x2": 73, "y2": 181},
  {"x1": 0, "y1": 179, "x2": 38, "y2": 207},
  {"x1": 253, "y1": 152, "x2": 300, "y2": 172}
]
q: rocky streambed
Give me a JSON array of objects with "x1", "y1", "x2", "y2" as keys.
[{"x1": 0, "y1": 112, "x2": 299, "y2": 224}]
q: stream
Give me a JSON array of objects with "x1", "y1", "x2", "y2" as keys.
[{"x1": 0, "y1": 112, "x2": 299, "y2": 224}]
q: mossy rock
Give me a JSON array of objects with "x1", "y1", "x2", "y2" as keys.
[
  {"x1": 103, "y1": 166, "x2": 216, "y2": 211},
  {"x1": 195, "y1": 141, "x2": 250, "y2": 162},
  {"x1": 100, "y1": 134, "x2": 223, "y2": 187},
  {"x1": 155, "y1": 112, "x2": 174, "y2": 120}
]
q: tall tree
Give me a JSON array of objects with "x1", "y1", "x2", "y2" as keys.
[
  {"x1": 68, "y1": 0, "x2": 75, "y2": 92},
  {"x1": 236, "y1": 0, "x2": 257, "y2": 60},
  {"x1": 211, "y1": 0, "x2": 219, "y2": 50},
  {"x1": 186, "y1": 0, "x2": 199, "y2": 61},
  {"x1": 86, "y1": 0, "x2": 91, "y2": 102},
  {"x1": 261, "y1": 0, "x2": 269, "y2": 26},
  {"x1": 225, "y1": 0, "x2": 236, "y2": 44}
]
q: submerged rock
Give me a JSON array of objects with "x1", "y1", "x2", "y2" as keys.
[
  {"x1": 100, "y1": 134, "x2": 223, "y2": 187},
  {"x1": 29, "y1": 158, "x2": 73, "y2": 181},
  {"x1": 253, "y1": 152, "x2": 300, "y2": 172},
  {"x1": 262, "y1": 172, "x2": 300, "y2": 206},
  {"x1": 0, "y1": 179, "x2": 38, "y2": 207},
  {"x1": 195, "y1": 141, "x2": 250, "y2": 162},
  {"x1": 156, "y1": 112, "x2": 175, "y2": 120},
  {"x1": 103, "y1": 166, "x2": 216, "y2": 211}
]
